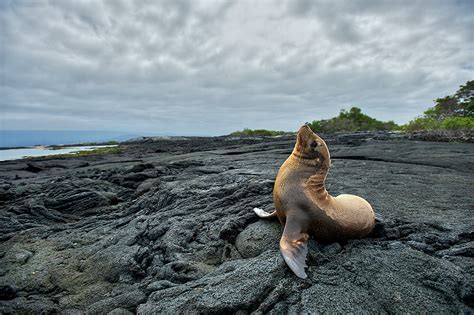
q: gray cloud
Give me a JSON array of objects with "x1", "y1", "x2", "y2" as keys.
[{"x1": 1, "y1": 0, "x2": 472, "y2": 135}]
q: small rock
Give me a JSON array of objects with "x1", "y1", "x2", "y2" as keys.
[
  {"x1": 135, "y1": 178, "x2": 161, "y2": 196},
  {"x1": 235, "y1": 221, "x2": 281, "y2": 258},
  {"x1": 4, "y1": 248, "x2": 33, "y2": 265}
]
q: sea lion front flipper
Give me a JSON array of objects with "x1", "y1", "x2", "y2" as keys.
[
  {"x1": 280, "y1": 218, "x2": 309, "y2": 279},
  {"x1": 253, "y1": 207, "x2": 277, "y2": 219}
]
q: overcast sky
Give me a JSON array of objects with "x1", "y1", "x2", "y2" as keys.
[{"x1": 1, "y1": 0, "x2": 473, "y2": 135}]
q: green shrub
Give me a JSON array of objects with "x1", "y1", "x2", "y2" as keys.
[
  {"x1": 402, "y1": 117, "x2": 440, "y2": 131},
  {"x1": 403, "y1": 116, "x2": 474, "y2": 131},
  {"x1": 404, "y1": 80, "x2": 474, "y2": 131},
  {"x1": 230, "y1": 128, "x2": 291, "y2": 136},
  {"x1": 308, "y1": 107, "x2": 398, "y2": 133},
  {"x1": 440, "y1": 117, "x2": 474, "y2": 130}
]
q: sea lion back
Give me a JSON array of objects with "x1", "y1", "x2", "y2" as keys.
[{"x1": 332, "y1": 194, "x2": 375, "y2": 237}]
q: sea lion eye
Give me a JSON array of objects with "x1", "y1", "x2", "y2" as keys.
[{"x1": 310, "y1": 141, "x2": 318, "y2": 148}]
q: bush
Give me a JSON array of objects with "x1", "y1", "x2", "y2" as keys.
[
  {"x1": 403, "y1": 116, "x2": 474, "y2": 131},
  {"x1": 229, "y1": 128, "x2": 291, "y2": 137},
  {"x1": 402, "y1": 117, "x2": 440, "y2": 131},
  {"x1": 440, "y1": 117, "x2": 474, "y2": 130},
  {"x1": 308, "y1": 107, "x2": 398, "y2": 133},
  {"x1": 404, "y1": 80, "x2": 474, "y2": 131}
]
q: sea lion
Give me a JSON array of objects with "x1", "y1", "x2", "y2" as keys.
[{"x1": 254, "y1": 125, "x2": 375, "y2": 278}]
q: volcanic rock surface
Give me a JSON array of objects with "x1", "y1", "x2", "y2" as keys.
[{"x1": 0, "y1": 133, "x2": 473, "y2": 314}]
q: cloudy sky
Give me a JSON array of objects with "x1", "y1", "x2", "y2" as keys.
[{"x1": 1, "y1": 0, "x2": 473, "y2": 135}]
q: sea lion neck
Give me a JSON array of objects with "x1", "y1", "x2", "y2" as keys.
[{"x1": 290, "y1": 148, "x2": 331, "y2": 206}]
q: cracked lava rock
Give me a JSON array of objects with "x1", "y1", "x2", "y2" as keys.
[{"x1": 0, "y1": 133, "x2": 473, "y2": 313}]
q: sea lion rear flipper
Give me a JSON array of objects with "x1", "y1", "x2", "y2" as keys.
[
  {"x1": 280, "y1": 219, "x2": 309, "y2": 279},
  {"x1": 374, "y1": 212, "x2": 384, "y2": 223},
  {"x1": 253, "y1": 207, "x2": 277, "y2": 219}
]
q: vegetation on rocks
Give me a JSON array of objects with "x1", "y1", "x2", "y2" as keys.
[
  {"x1": 403, "y1": 80, "x2": 474, "y2": 131},
  {"x1": 230, "y1": 128, "x2": 293, "y2": 136},
  {"x1": 41, "y1": 146, "x2": 122, "y2": 158},
  {"x1": 232, "y1": 80, "x2": 473, "y2": 136},
  {"x1": 307, "y1": 107, "x2": 398, "y2": 133}
]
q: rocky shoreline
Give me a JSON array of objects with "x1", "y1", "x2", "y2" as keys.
[{"x1": 0, "y1": 133, "x2": 473, "y2": 313}]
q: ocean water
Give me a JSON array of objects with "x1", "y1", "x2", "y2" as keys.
[
  {"x1": 0, "y1": 130, "x2": 138, "y2": 147},
  {"x1": 0, "y1": 145, "x2": 117, "y2": 161}
]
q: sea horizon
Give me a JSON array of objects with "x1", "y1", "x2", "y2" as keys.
[{"x1": 0, "y1": 130, "x2": 142, "y2": 148}]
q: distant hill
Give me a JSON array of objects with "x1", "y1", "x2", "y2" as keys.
[{"x1": 0, "y1": 130, "x2": 140, "y2": 148}]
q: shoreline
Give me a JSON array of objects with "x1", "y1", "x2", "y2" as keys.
[
  {"x1": 0, "y1": 129, "x2": 472, "y2": 152},
  {"x1": 0, "y1": 144, "x2": 119, "y2": 162}
]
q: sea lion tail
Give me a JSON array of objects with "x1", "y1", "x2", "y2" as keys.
[
  {"x1": 280, "y1": 219, "x2": 309, "y2": 279},
  {"x1": 253, "y1": 207, "x2": 278, "y2": 219}
]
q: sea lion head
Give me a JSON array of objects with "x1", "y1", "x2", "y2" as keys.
[{"x1": 293, "y1": 125, "x2": 331, "y2": 170}]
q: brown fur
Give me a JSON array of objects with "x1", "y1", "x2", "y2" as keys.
[{"x1": 263, "y1": 125, "x2": 375, "y2": 278}]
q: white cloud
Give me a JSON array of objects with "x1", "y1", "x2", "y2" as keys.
[{"x1": 1, "y1": 0, "x2": 472, "y2": 135}]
